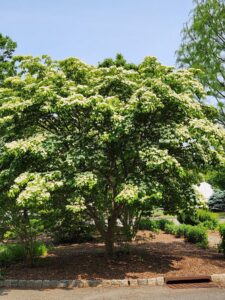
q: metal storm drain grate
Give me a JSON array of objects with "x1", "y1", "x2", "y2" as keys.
[{"x1": 165, "y1": 276, "x2": 218, "y2": 289}]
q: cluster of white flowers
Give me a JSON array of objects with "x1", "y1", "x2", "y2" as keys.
[
  {"x1": 116, "y1": 184, "x2": 139, "y2": 204},
  {"x1": 8, "y1": 171, "x2": 63, "y2": 206},
  {"x1": 139, "y1": 147, "x2": 185, "y2": 176},
  {"x1": 5, "y1": 134, "x2": 48, "y2": 158},
  {"x1": 74, "y1": 172, "x2": 98, "y2": 189}
]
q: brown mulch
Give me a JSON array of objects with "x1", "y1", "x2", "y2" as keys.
[
  {"x1": 4, "y1": 231, "x2": 225, "y2": 280},
  {"x1": 208, "y1": 230, "x2": 221, "y2": 248}
]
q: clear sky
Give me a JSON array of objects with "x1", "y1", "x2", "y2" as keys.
[{"x1": 0, "y1": 0, "x2": 193, "y2": 66}]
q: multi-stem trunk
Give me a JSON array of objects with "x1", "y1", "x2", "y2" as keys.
[
  {"x1": 105, "y1": 229, "x2": 115, "y2": 257},
  {"x1": 86, "y1": 199, "x2": 123, "y2": 257}
]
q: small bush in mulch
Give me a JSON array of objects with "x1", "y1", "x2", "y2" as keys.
[
  {"x1": 198, "y1": 210, "x2": 219, "y2": 230},
  {"x1": 157, "y1": 219, "x2": 174, "y2": 231},
  {"x1": 0, "y1": 242, "x2": 48, "y2": 267},
  {"x1": 164, "y1": 223, "x2": 208, "y2": 248},
  {"x1": 139, "y1": 219, "x2": 160, "y2": 232},
  {"x1": 139, "y1": 218, "x2": 174, "y2": 232},
  {"x1": 0, "y1": 244, "x2": 25, "y2": 266},
  {"x1": 185, "y1": 226, "x2": 208, "y2": 248},
  {"x1": 219, "y1": 223, "x2": 225, "y2": 256},
  {"x1": 175, "y1": 224, "x2": 192, "y2": 238},
  {"x1": 164, "y1": 223, "x2": 178, "y2": 235}
]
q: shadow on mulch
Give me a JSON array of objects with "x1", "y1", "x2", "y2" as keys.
[{"x1": 4, "y1": 233, "x2": 225, "y2": 280}]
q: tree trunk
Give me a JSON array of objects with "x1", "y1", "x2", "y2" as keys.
[
  {"x1": 104, "y1": 216, "x2": 116, "y2": 257},
  {"x1": 105, "y1": 236, "x2": 114, "y2": 258}
]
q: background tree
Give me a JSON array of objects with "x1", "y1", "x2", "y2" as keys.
[
  {"x1": 0, "y1": 33, "x2": 17, "y2": 85},
  {"x1": 208, "y1": 190, "x2": 225, "y2": 211},
  {"x1": 176, "y1": 0, "x2": 225, "y2": 125},
  {"x1": 0, "y1": 55, "x2": 224, "y2": 256},
  {"x1": 98, "y1": 53, "x2": 137, "y2": 70}
]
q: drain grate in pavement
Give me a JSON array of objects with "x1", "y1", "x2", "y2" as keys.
[{"x1": 165, "y1": 276, "x2": 218, "y2": 289}]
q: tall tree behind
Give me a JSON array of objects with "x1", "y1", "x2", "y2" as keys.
[
  {"x1": 176, "y1": 0, "x2": 225, "y2": 125},
  {"x1": 0, "y1": 33, "x2": 17, "y2": 85}
]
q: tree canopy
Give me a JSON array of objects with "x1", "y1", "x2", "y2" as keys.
[
  {"x1": 0, "y1": 55, "x2": 225, "y2": 255},
  {"x1": 176, "y1": 0, "x2": 225, "y2": 125}
]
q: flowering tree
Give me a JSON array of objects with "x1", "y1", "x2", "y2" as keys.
[{"x1": 0, "y1": 55, "x2": 224, "y2": 255}]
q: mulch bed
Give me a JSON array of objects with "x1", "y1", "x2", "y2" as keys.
[{"x1": 4, "y1": 231, "x2": 225, "y2": 280}]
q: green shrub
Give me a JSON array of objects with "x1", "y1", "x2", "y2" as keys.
[
  {"x1": 177, "y1": 211, "x2": 194, "y2": 225},
  {"x1": 0, "y1": 242, "x2": 48, "y2": 266},
  {"x1": 139, "y1": 219, "x2": 160, "y2": 232},
  {"x1": 175, "y1": 224, "x2": 190, "y2": 238},
  {"x1": 138, "y1": 218, "x2": 175, "y2": 233},
  {"x1": 157, "y1": 219, "x2": 174, "y2": 231},
  {"x1": 197, "y1": 210, "x2": 218, "y2": 229},
  {"x1": 52, "y1": 216, "x2": 94, "y2": 244},
  {"x1": 0, "y1": 244, "x2": 25, "y2": 266},
  {"x1": 34, "y1": 242, "x2": 48, "y2": 257},
  {"x1": 177, "y1": 209, "x2": 218, "y2": 229},
  {"x1": 185, "y1": 225, "x2": 208, "y2": 248},
  {"x1": 164, "y1": 223, "x2": 178, "y2": 235},
  {"x1": 219, "y1": 223, "x2": 225, "y2": 256}
]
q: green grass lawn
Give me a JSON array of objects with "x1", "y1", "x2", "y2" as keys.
[{"x1": 215, "y1": 212, "x2": 225, "y2": 219}]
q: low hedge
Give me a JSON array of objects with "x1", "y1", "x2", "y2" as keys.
[
  {"x1": 139, "y1": 218, "x2": 174, "y2": 232},
  {"x1": 198, "y1": 210, "x2": 219, "y2": 229},
  {"x1": 138, "y1": 218, "x2": 208, "y2": 248},
  {"x1": 139, "y1": 219, "x2": 160, "y2": 232},
  {"x1": 164, "y1": 223, "x2": 208, "y2": 248},
  {"x1": 164, "y1": 223, "x2": 178, "y2": 235},
  {"x1": 185, "y1": 226, "x2": 208, "y2": 248},
  {"x1": 157, "y1": 219, "x2": 174, "y2": 231},
  {"x1": 175, "y1": 224, "x2": 192, "y2": 238},
  {"x1": 177, "y1": 209, "x2": 218, "y2": 229}
]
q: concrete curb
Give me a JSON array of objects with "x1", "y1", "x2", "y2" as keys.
[
  {"x1": 0, "y1": 277, "x2": 164, "y2": 289},
  {"x1": 211, "y1": 274, "x2": 225, "y2": 285},
  {"x1": 0, "y1": 274, "x2": 224, "y2": 289}
]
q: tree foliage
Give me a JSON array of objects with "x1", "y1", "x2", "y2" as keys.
[
  {"x1": 0, "y1": 55, "x2": 225, "y2": 255},
  {"x1": 205, "y1": 169, "x2": 225, "y2": 190},
  {"x1": 176, "y1": 0, "x2": 225, "y2": 124},
  {"x1": 0, "y1": 33, "x2": 17, "y2": 85}
]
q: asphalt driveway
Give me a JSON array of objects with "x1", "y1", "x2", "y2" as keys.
[{"x1": 1, "y1": 286, "x2": 225, "y2": 300}]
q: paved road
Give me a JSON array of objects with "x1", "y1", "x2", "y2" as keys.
[{"x1": 1, "y1": 286, "x2": 225, "y2": 300}]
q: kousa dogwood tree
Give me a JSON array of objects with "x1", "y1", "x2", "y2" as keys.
[{"x1": 0, "y1": 55, "x2": 225, "y2": 255}]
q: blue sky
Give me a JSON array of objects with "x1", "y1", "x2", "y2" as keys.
[{"x1": 1, "y1": 0, "x2": 193, "y2": 66}]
